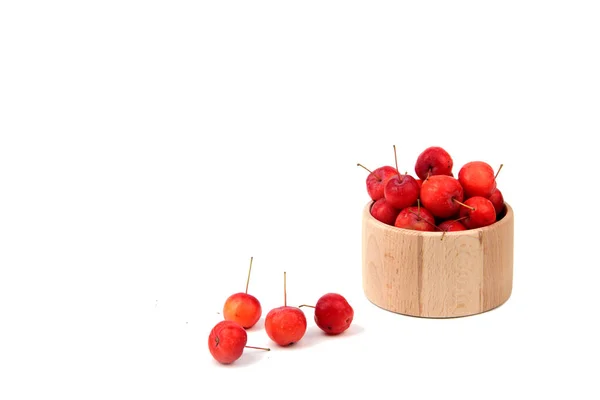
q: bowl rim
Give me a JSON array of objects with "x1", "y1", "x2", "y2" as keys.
[{"x1": 363, "y1": 201, "x2": 513, "y2": 237}]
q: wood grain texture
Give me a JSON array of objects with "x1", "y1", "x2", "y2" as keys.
[{"x1": 362, "y1": 202, "x2": 514, "y2": 318}]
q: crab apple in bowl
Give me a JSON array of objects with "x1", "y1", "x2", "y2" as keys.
[
  {"x1": 458, "y1": 196, "x2": 496, "y2": 229},
  {"x1": 438, "y1": 219, "x2": 467, "y2": 232},
  {"x1": 458, "y1": 161, "x2": 497, "y2": 198},
  {"x1": 394, "y1": 205, "x2": 437, "y2": 232},
  {"x1": 414, "y1": 146, "x2": 454, "y2": 180},
  {"x1": 383, "y1": 144, "x2": 420, "y2": 210},
  {"x1": 384, "y1": 174, "x2": 420, "y2": 210},
  {"x1": 370, "y1": 198, "x2": 399, "y2": 226},
  {"x1": 488, "y1": 188, "x2": 505, "y2": 216},
  {"x1": 419, "y1": 175, "x2": 464, "y2": 219},
  {"x1": 357, "y1": 164, "x2": 397, "y2": 201}
]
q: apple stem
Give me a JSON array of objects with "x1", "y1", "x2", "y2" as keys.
[
  {"x1": 245, "y1": 345, "x2": 271, "y2": 351},
  {"x1": 357, "y1": 163, "x2": 380, "y2": 181},
  {"x1": 417, "y1": 199, "x2": 421, "y2": 218},
  {"x1": 495, "y1": 163, "x2": 504, "y2": 180},
  {"x1": 452, "y1": 198, "x2": 475, "y2": 211},
  {"x1": 245, "y1": 256, "x2": 253, "y2": 294},
  {"x1": 284, "y1": 271, "x2": 287, "y2": 307},
  {"x1": 393, "y1": 145, "x2": 401, "y2": 178},
  {"x1": 298, "y1": 304, "x2": 316, "y2": 308}
]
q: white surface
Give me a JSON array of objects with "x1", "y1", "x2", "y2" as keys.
[{"x1": 1, "y1": 1, "x2": 599, "y2": 399}]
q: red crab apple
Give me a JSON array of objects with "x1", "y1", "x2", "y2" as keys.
[
  {"x1": 457, "y1": 196, "x2": 496, "y2": 229},
  {"x1": 438, "y1": 219, "x2": 467, "y2": 232},
  {"x1": 488, "y1": 188, "x2": 505, "y2": 216},
  {"x1": 394, "y1": 204, "x2": 437, "y2": 232},
  {"x1": 458, "y1": 161, "x2": 497, "y2": 198},
  {"x1": 357, "y1": 164, "x2": 397, "y2": 201},
  {"x1": 414, "y1": 146, "x2": 454, "y2": 180},
  {"x1": 223, "y1": 257, "x2": 262, "y2": 329},
  {"x1": 265, "y1": 272, "x2": 307, "y2": 347},
  {"x1": 370, "y1": 198, "x2": 399, "y2": 225},
  {"x1": 300, "y1": 293, "x2": 354, "y2": 335},
  {"x1": 383, "y1": 145, "x2": 419, "y2": 209},
  {"x1": 208, "y1": 320, "x2": 270, "y2": 365},
  {"x1": 419, "y1": 175, "x2": 464, "y2": 219},
  {"x1": 385, "y1": 174, "x2": 419, "y2": 209}
]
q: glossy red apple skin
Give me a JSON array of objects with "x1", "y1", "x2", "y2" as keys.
[
  {"x1": 394, "y1": 206, "x2": 436, "y2": 232},
  {"x1": 488, "y1": 188, "x2": 505, "y2": 216},
  {"x1": 264, "y1": 306, "x2": 307, "y2": 346},
  {"x1": 314, "y1": 293, "x2": 354, "y2": 335},
  {"x1": 458, "y1": 196, "x2": 496, "y2": 229},
  {"x1": 223, "y1": 293, "x2": 262, "y2": 329},
  {"x1": 420, "y1": 175, "x2": 464, "y2": 219},
  {"x1": 384, "y1": 174, "x2": 420, "y2": 210},
  {"x1": 458, "y1": 161, "x2": 497, "y2": 198},
  {"x1": 414, "y1": 146, "x2": 453, "y2": 180},
  {"x1": 365, "y1": 166, "x2": 397, "y2": 201},
  {"x1": 370, "y1": 198, "x2": 399, "y2": 226},
  {"x1": 208, "y1": 320, "x2": 247, "y2": 364},
  {"x1": 438, "y1": 220, "x2": 467, "y2": 232}
]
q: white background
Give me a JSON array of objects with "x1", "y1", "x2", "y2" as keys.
[{"x1": 1, "y1": 1, "x2": 599, "y2": 399}]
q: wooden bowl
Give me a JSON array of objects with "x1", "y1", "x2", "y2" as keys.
[{"x1": 361, "y1": 202, "x2": 514, "y2": 318}]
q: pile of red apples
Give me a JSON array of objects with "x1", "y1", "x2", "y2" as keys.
[
  {"x1": 208, "y1": 258, "x2": 354, "y2": 365},
  {"x1": 359, "y1": 146, "x2": 506, "y2": 232}
]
